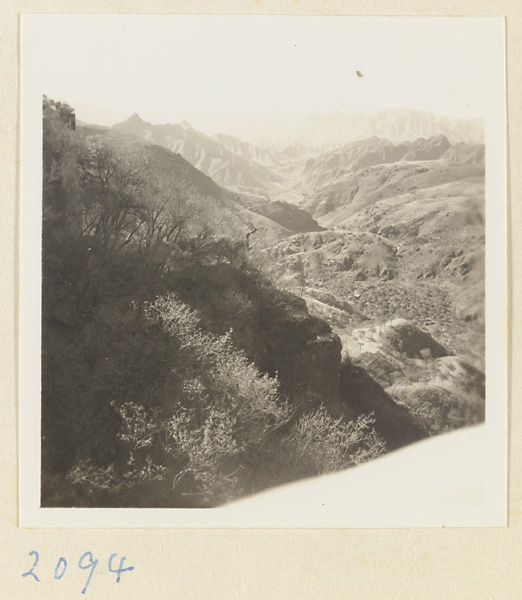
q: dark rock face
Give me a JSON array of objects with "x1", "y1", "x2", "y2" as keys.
[
  {"x1": 257, "y1": 295, "x2": 342, "y2": 408},
  {"x1": 339, "y1": 362, "x2": 426, "y2": 451},
  {"x1": 249, "y1": 200, "x2": 324, "y2": 234}
]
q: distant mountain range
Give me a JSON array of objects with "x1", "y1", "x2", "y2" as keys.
[
  {"x1": 112, "y1": 108, "x2": 484, "y2": 200},
  {"x1": 222, "y1": 108, "x2": 484, "y2": 147},
  {"x1": 298, "y1": 135, "x2": 453, "y2": 192}
]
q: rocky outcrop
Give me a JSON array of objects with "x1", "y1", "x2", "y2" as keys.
[
  {"x1": 382, "y1": 320, "x2": 449, "y2": 359},
  {"x1": 248, "y1": 200, "x2": 324, "y2": 234},
  {"x1": 256, "y1": 290, "x2": 342, "y2": 408}
]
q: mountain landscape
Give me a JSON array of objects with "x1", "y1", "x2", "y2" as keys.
[
  {"x1": 42, "y1": 98, "x2": 485, "y2": 508},
  {"x1": 218, "y1": 108, "x2": 484, "y2": 148}
]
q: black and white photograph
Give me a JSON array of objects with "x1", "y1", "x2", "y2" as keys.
[{"x1": 19, "y1": 14, "x2": 506, "y2": 527}]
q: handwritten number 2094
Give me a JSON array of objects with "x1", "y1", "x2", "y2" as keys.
[{"x1": 22, "y1": 551, "x2": 134, "y2": 594}]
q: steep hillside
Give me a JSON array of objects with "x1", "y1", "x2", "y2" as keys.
[
  {"x1": 299, "y1": 135, "x2": 470, "y2": 199},
  {"x1": 81, "y1": 123, "x2": 239, "y2": 208},
  {"x1": 442, "y1": 142, "x2": 485, "y2": 165},
  {"x1": 213, "y1": 132, "x2": 283, "y2": 167},
  {"x1": 302, "y1": 155, "x2": 484, "y2": 224},
  {"x1": 79, "y1": 124, "x2": 322, "y2": 248},
  {"x1": 113, "y1": 114, "x2": 284, "y2": 195}
]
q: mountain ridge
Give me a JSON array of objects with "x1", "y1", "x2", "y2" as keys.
[
  {"x1": 113, "y1": 114, "x2": 285, "y2": 196},
  {"x1": 112, "y1": 108, "x2": 484, "y2": 203},
  {"x1": 226, "y1": 108, "x2": 484, "y2": 147}
]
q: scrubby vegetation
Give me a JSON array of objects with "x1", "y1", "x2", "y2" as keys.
[{"x1": 41, "y1": 97, "x2": 388, "y2": 508}]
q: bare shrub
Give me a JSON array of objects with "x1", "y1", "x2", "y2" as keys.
[
  {"x1": 284, "y1": 406, "x2": 386, "y2": 478},
  {"x1": 94, "y1": 293, "x2": 293, "y2": 506}
]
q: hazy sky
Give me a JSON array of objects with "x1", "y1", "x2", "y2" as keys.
[{"x1": 23, "y1": 15, "x2": 503, "y2": 134}]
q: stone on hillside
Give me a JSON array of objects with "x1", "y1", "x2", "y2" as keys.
[{"x1": 382, "y1": 320, "x2": 448, "y2": 359}]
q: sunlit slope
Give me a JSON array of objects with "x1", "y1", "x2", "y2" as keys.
[
  {"x1": 303, "y1": 157, "x2": 484, "y2": 225},
  {"x1": 267, "y1": 143, "x2": 485, "y2": 370}
]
